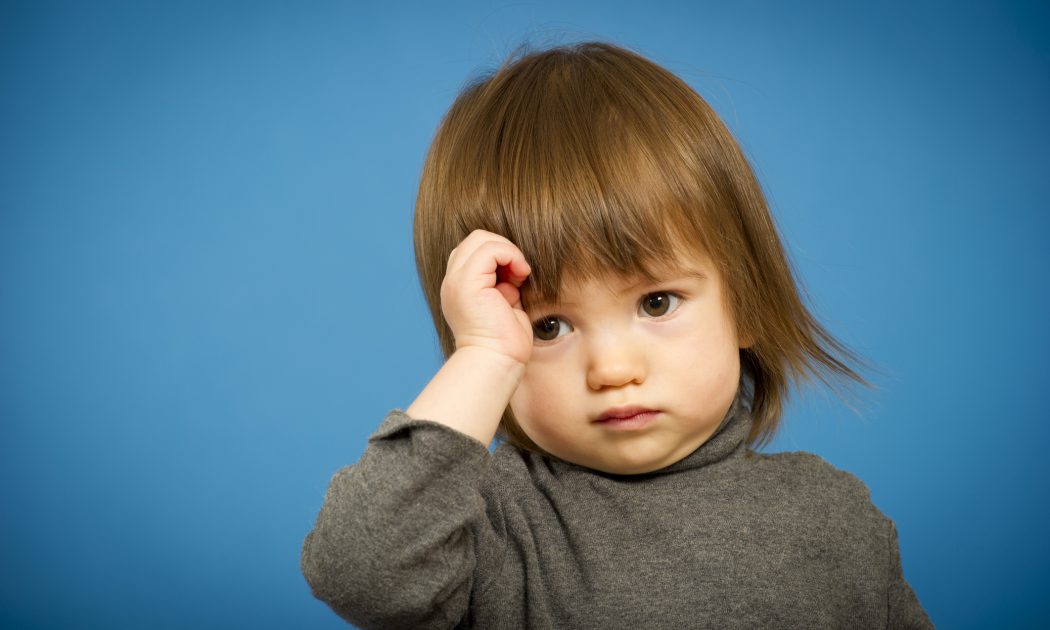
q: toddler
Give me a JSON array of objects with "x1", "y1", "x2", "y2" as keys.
[{"x1": 302, "y1": 41, "x2": 933, "y2": 629}]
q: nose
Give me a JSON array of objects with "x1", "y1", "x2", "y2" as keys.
[{"x1": 585, "y1": 330, "x2": 647, "y2": 391}]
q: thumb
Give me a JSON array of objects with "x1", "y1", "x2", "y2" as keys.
[{"x1": 494, "y1": 282, "x2": 522, "y2": 309}]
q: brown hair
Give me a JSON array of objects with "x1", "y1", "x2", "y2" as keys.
[{"x1": 413, "y1": 40, "x2": 872, "y2": 450}]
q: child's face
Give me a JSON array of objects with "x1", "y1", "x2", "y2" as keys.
[{"x1": 509, "y1": 249, "x2": 743, "y2": 475}]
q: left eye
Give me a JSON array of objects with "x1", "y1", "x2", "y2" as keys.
[{"x1": 639, "y1": 292, "x2": 681, "y2": 317}]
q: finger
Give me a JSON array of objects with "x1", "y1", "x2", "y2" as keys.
[
  {"x1": 494, "y1": 282, "x2": 521, "y2": 309},
  {"x1": 497, "y1": 259, "x2": 531, "y2": 287},
  {"x1": 499, "y1": 256, "x2": 531, "y2": 286},
  {"x1": 447, "y1": 230, "x2": 521, "y2": 275},
  {"x1": 459, "y1": 240, "x2": 530, "y2": 288},
  {"x1": 484, "y1": 241, "x2": 531, "y2": 282},
  {"x1": 463, "y1": 228, "x2": 515, "y2": 248}
]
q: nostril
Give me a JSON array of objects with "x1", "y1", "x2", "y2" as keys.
[{"x1": 586, "y1": 362, "x2": 644, "y2": 390}]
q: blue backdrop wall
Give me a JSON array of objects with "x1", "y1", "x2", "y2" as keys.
[{"x1": 2, "y1": 1, "x2": 1047, "y2": 628}]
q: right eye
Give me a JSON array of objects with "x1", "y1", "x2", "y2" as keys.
[{"x1": 532, "y1": 316, "x2": 572, "y2": 342}]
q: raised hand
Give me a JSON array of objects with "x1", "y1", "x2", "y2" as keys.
[
  {"x1": 405, "y1": 230, "x2": 533, "y2": 445},
  {"x1": 440, "y1": 229, "x2": 534, "y2": 367}
]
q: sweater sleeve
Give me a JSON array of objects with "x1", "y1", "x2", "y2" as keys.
[
  {"x1": 300, "y1": 410, "x2": 499, "y2": 629},
  {"x1": 885, "y1": 519, "x2": 935, "y2": 629}
]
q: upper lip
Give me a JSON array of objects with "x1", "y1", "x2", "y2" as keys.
[{"x1": 594, "y1": 405, "x2": 658, "y2": 423}]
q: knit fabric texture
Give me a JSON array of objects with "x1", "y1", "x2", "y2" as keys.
[{"x1": 301, "y1": 391, "x2": 934, "y2": 629}]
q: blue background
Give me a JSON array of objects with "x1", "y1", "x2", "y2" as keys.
[{"x1": 2, "y1": 1, "x2": 1047, "y2": 628}]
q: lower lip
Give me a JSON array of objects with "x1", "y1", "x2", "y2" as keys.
[{"x1": 596, "y1": 411, "x2": 659, "y2": 430}]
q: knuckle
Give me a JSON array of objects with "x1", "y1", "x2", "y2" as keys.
[
  {"x1": 464, "y1": 229, "x2": 486, "y2": 244},
  {"x1": 439, "y1": 283, "x2": 456, "y2": 305}
]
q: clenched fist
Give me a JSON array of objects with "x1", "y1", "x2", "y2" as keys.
[{"x1": 440, "y1": 230, "x2": 534, "y2": 367}]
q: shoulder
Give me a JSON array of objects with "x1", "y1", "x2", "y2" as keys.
[
  {"x1": 744, "y1": 449, "x2": 890, "y2": 532},
  {"x1": 748, "y1": 449, "x2": 872, "y2": 494},
  {"x1": 743, "y1": 451, "x2": 912, "y2": 607}
]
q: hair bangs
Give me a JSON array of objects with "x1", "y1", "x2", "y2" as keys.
[{"x1": 450, "y1": 52, "x2": 719, "y2": 308}]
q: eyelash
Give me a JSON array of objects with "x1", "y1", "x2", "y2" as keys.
[{"x1": 530, "y1": 291, "x2": 685, "y2": 343}]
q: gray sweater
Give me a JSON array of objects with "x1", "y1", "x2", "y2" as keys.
[{"x1": 301, "y1": 392, "x2": 933, "y2": 629}]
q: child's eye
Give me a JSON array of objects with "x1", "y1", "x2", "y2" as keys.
[
  {"x1": 532, "y1": 315, "x2": 572, "y2": 342},
  {"x1": 639, "y1": 292, "x2": 682, "y2": 318}
]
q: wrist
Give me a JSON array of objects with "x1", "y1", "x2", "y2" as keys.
[
  {"x1": 405, "y1": 345, "x2": 527, "y2": 446},
  {"x1": 450, "y1": 344, "x2": 528, "y2": 377}
]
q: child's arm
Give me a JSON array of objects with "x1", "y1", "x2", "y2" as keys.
[
  {"x1": 886, "y1": 520, "x2": 936, "y2": 628},
  {"x1": 301, "y1": 230, "x2": 532, "y2": 628},
  {"x1": 405, "y1": 229, "x2": 533, "y2": 444}
]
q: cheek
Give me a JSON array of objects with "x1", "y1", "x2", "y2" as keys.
[
  {"x1": 509, "y1": 372, "x2": 541, "y2": 424},
  {"x1": 510, "y1": 364, "x2": 571, "y2": 426},
  {"x1": 657, "y1": 313, "x2": 739, "y2": 377}
]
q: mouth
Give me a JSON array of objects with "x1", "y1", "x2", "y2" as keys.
[{"x1": 594, "y1": 405, "x2": 660, "y2": 426}]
